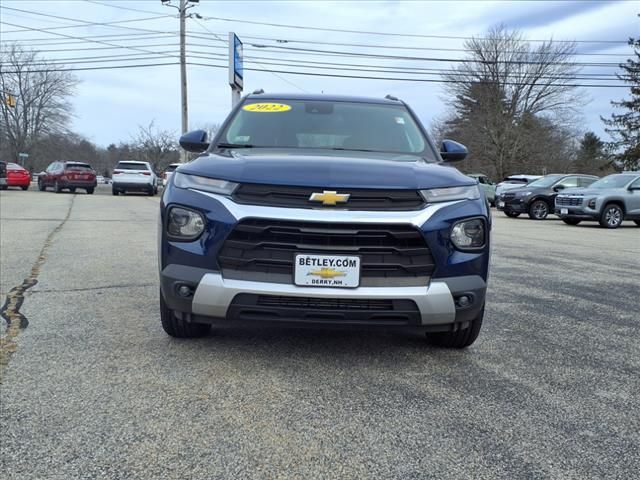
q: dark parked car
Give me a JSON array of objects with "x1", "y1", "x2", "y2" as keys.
[
  {"x1": 38, "y1": 161, "x2": 97, "y2": 194},
  {"x1": 497, "y1": 174, "x2": 598, "y2": 220}
]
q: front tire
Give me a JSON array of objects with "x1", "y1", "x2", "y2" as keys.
[
  {"x1": 427, "y1": 306, "x2": 484, "y2": 349},
  {"x1": 634, "y1": 220, "x2": 640, "y2": 226},
  {"x1": 528, "y1": 200, "x2": 549, "y2": 220},
  {"x1": 38, "y1": 179, "x2": 46, "y2": 191},
  {"x1": 112, "y1": 188, "x2": 119, "y2": 196},
  {"x1": 562, "y1": 217, "x2": 581, "y2": 225},
  {"x1": 69, "y1": 187, "x2": 76, "y2": 193},
  {"x1": 54, "y1": 181, "x2": 62, "y2": 193},
  {"x1": 21, "y1": 185, "x2": 29, "y2": 191},
  {"x1": 504, "y1": 210, "x2": 520, "y2": 218},
  {"x1": 86, "y1": 187, "x2": 94, "y2": 194},
  {"x1": 599, "y1": 204, "x2": 623, "y2": 229},
  {"x1": 160, "y1": 291, "x2": 210, "y2": 338},
  {"x1": 147, "y1": 187, "x2": 155, "y2": 196}
]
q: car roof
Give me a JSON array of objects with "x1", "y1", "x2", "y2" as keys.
[
  {"x1": 245, "y1": 92, "x2": 403, "y2": 105},
  {"x1": 118, "y1": 160, "x2": 147, "y2": 164}
]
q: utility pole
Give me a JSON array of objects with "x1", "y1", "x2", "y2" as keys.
[
  {"x1": 179, "y1": 0, "x2": 188, "y2": 136},
  {"x1": 161, "y1": 0, "x2": 199, "y2": 161}
]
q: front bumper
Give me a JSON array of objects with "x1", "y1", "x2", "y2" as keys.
[
  {"x1": 496, "y1": 196, "x2": 529, "y2": 213},
  {"x1": 161, "y1": 265, "x2": 486, "y2": 328},
  {"x1": 554, "y1": 204, "x2": 599, "y2": 219}
]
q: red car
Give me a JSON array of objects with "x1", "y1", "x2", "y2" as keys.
[
  {"x1": 6, "y1": 163, "x2": 31, "y2": 190},
  {"x1": 38, "y1": 161, "x2": 97, "y2": 194}
]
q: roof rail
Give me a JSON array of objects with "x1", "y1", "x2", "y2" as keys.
[
  {"x1": 252, "y1": 88, "x2": 265, "y2": 94},
  {"x1": 385, "y1": 94, "x2": 399, "y2": 101}
]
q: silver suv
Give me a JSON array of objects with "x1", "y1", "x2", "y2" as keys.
[
  {"x1": 112, "y1": 161, "x2": 158, "y2": 196},
  {"x1": 555, "y1": 173, "x2": 640, "y2": 228}
]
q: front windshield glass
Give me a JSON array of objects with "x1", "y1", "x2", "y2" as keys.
[
  {"x1": 219, "y1": 99, "x2": 434, "y2": 160},
  {"x1": 590, "y1": 175, "x2": 636, "y2": 189},
  {"x1": 526, "y1": 175, "x2": 564, "y2": 188}
]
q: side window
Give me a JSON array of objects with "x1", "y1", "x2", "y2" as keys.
[
  {"x1": 630, "y1": 178, "x2": 640, "y2": 189},
  {"x1": 557, "y1": 176, "x2": 578, "y2": 189},
  {"x1": 579, "y1": 177, "x2": 596, "y2": 187}
]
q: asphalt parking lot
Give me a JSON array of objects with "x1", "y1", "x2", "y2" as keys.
[{"x1": 1, "y1": 185, "x2": 639, "y2": 479}]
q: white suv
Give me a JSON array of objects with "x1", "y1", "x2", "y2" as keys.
[
  {"x1": 162, "y1": 163, "x2": 181, "y2": 187},
  {"x1": 112, "y1": 161, "x2": 158, "y2": 196}
]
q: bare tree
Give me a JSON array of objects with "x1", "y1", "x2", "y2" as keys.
[
  {"x1": 441, "y1": 26, "x2": 584, "y2": 179},
  {"x1": 0, "y1": 43, "x2": 78, "y2": 164},
  {"x1": 130, "y1": 121, "x2": 180, "y2": 172}
]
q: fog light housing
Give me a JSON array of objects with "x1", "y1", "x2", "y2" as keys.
[
  {"x1": 167, "y1": 206, "x2": 205, "y2": 240},
  {"x1": 451, "y1": 218, "x2": 485, "y2": 250},
  {"x1": 588, "y1": 199, "x2": 596, "y2": 209}
]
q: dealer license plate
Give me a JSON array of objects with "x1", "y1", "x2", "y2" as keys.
[
  {"x1": 561, "y1": 208, "x2": 568, "y2": 215},
  {"x1": 294, "y1": 254, "x2": 360, "y2": 288}
]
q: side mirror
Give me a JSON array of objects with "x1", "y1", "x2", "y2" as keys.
[
  {"x1": 179, "y1": 129, "x2": 209, "y2": 153},
  {"x1": 440, "y1": 139, "x2": 468, "y2": 162},
  {"x1": 553, "y1": 185, "x2": 565, "y2": 192},
  {"x1": 629, "y1": 185, "x2": 640, "y2": 191}
]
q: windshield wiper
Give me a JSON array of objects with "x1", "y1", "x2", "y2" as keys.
[
  {"x1": 216, "y1": 142, "x2": 254, "y2": 149},
  {"x1": 330, "y1": 147, "x2": 377, "y2": 152}
]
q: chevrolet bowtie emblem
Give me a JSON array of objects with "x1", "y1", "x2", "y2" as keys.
[
  {"x1": 308, "y1": 268, "x2": 347, "y2": 279},
  {"x1": 309, "y1": 190, "x2": 350, "y2": 206}
]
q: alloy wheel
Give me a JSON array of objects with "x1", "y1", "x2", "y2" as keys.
[{"x1": 605, "y1": 207, "x2": 622, "y2": 227}]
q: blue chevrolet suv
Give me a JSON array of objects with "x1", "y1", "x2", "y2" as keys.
[{"x1": 159, "y1": 94, "x2": 490, "y2": 348}]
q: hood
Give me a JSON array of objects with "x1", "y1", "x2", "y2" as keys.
[
  {"x1": 179, "y1": 149, "x2": 474, "y2": 190},
  {"x1": 559, "y1": 187, "x2": 617, "y2": 196}
]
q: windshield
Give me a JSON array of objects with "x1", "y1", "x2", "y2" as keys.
[
  {"x1": 590, "y1": 175, "x2": 636, "y2": 189},
  {"x1": 219, "y1": 99, "x2": 434, "y2": 160},
  {"x1": 117, "y1": 162, "x2": 148, "y2": 171},
  {"x1": 526, "y1": 175, "x2": 564, "y2": 188},
  {"x1": 66, "y1": 163, "x2": 92, "y2": 170}
]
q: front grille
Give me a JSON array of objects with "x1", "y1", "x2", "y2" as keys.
[
  {"x1": 257, "y1": 296, "x2": 393, "y2": 310},
  {"x1": 556, "y1": 197, "x2": 583, "y2": 206},
  {"x1": 502, "y1": 193, "x2": 516, "y2": 200},
  {"x1": 227, "y1": 294, "x2": 421, "y2": 325},
  {"x1": 233, "y1": 183, "x2": 425, "y2": 211},
  {"x1": 217, "y1": 219, "x2": 435, "y2": 286}
]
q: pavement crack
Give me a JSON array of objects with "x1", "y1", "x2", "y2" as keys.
[
  {"x1": 31, "y1": 283, "x2": 156, "y2": 294},
  {"x1": 0, "y1": 194, "x2": 77, "y2": 378}
]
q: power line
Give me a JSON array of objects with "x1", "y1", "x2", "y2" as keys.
[
  {"x1": 2, "y1": 32, "x2": 178, "y2": 45},
  {"x1": 4, "y1": 60, "x2": 626, "y2": 88},
  {"x1": 0, "y1": 6, "x2": 172, "y2": 34},
  {"x1": 13, "y1": 49, "x2": 622, "y2": 81},
  {"x1": 84, "y1": 0, "x2": 167, "y2": 16},
  {"x1": 188, "y1": 31, "x2": 633, "y2": 58},
  {"x1": 199, "y1": 15, "x2": 629, "y2": 44},
  {"x1": 0, "y1": 20, "x2": 179, "y2": 61}
]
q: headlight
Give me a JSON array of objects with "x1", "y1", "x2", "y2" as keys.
[
  {"x1": 420, "y1": 185, "x2": 480, "y2": 203},
  {"x1": 167, "y1": 206, "x2": 205, "y2": 240},
  {"x1": 450, "y1": 218, "x2": 486, "y2": 250},
  {"x1": 173, "y1": 172, "x2": 238, "y2": 195},
  {"x1": 516, "y1": 191, "x2": 532, "y2": 197}
]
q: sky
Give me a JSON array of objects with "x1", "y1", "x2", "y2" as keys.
[{"x1": 1, "y1": 0, "x2": 638, "y2": 147}]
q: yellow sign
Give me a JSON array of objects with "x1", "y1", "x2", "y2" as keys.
[
  {"x1": 243, "y1": 103, "x2": 291, "y2": 112},
  {"x1": 309, "y1": 190, "x2": 350, "y2": 206},
  {"x1": 5, "y1": 95, "x2": 16, "y2": 108},
  {"x1": 308, "y1": 268, "x2": 347, "y2": 279}
]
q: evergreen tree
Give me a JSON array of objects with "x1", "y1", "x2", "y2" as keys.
[
  {"x1": 575, "y1": 131, "x2": 606, "y2": 175},
  {"x1": 602, "y1": 38, "x2": 640, "y2": 170}
]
